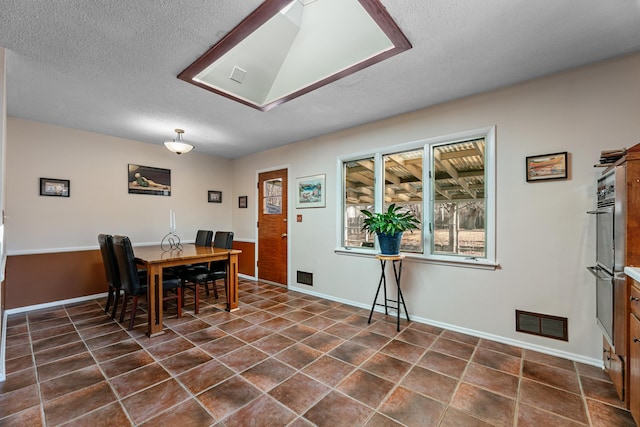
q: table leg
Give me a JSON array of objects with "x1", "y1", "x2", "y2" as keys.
[
  {"x1": 146, "y1": 264, "x2": 165, "y2": 337},
  {"x1": 226, "y1": 253, "x2": 239, "y2": 312}
]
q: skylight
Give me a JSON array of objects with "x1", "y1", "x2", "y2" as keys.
[{"x1": 178, "y1": 0, "x2": 411, "y2": 111}]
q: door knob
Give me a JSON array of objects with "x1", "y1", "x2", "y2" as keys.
[
  {"x1": 631, "y1": 296, "x2": 639, "y2": 302},
  {"x1": 281, "y1": 233, "x2": 287, "y2": 238}
]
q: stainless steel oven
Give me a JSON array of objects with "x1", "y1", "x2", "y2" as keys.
[{"x1": 588, "y1": 164, "x2": 626, "y2": 351}]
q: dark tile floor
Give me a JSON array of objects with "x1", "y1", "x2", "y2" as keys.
[{"x1": 1, "y1": 279, "x2": 637, "y2": 426}]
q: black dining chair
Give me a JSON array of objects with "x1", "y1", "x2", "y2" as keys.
[
  {"x1": 98, "y1": 234, "x2": 121, "y2": 318},
  {"x1": 113, "y1": 235, "x2": 182, "y2": 330},
  {"x1": 191, "y1": 229, "x2": 214, "y2": 269},
  {"x1": 181, "y1": 231, "x2": 234, "y2": 313},
  {"x1": 168, "y1": 229, "x2": 213, "y2": 277},
  {"x1": 98, "y1": 234, "x2": 148, "y2": 319}
]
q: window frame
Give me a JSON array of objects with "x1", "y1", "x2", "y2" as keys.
[{"x1": 336, "y1": 126, "x2": 497, "y2": 269}]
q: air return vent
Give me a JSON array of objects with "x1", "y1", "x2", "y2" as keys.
[
  {"x1": 297, "y1": 271, "x2": 313, "y2": 286},
  {"x1": 516, "y1": 310, "x2": 568, "y2": 341}
]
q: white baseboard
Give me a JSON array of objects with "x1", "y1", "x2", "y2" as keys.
[
  {"x1": 2, "y1": 292, "x2": 110, "y2": 382},
  {"x1": 5, "y1": 292, "x2": 109, "y2": 316},
  {"x1": 3, "y1": 284, "x2": 603, "y2": 371},
  {"x1": 288, "y1": 285, "x2": 602, "y2": 368}
]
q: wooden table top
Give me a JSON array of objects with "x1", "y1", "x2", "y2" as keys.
[{"x1": 134, "y1": 244, "x2": 241, "y2": 264}]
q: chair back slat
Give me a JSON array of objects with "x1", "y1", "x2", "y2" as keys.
[
  {"x1": 210, "y1": 231, "x2": 234, "y2": 272},
  {"x1": 213, "y1": 231, "x2": 234, "y2": 249},
  {"x1": 195, "y1": 230, "x2": 213, "y2": 247}
]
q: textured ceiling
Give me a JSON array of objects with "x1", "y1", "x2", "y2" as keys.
[{"x1": 1, "y1": 0, "x2": 639, "y2": 158}]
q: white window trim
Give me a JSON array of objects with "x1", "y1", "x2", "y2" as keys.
[{"x1": 335, "y1": 126, "x2": 498, "y2": 270}]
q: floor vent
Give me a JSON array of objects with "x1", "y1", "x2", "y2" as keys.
[
  {"x1": 516, "y1": 310, "x2": 568, "y2": 341},
  {"x1": 297, "y1": 271, "x2": 313, "y2": 286}
]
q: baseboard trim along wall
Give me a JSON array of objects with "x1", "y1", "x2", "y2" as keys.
[
  {"x1": 4, "y1": 292, "x2": 110, "y2": 316},
  {"x1": 287, "y1": 284, "x2": 602, "y2": 369},
  {"x1": 3, "y1": 280, "x2": 600, "y2": 370}
]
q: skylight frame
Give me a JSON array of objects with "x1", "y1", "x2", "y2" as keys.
[{"x1": 177, "y1": 0, "x2": 411, "y2": 112}]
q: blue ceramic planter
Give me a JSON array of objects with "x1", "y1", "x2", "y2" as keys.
[{"x1": 377, "y1": 232, "x2": 403, "y2": 255}]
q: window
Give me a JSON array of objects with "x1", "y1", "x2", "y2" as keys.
[
  {"x1": 340, "y1": 127, "x2": 496, "y2": 267},
  {"x1": 383, "y1": 150, "x2": 423, "y2": 253},
  {"x1": 263, "y1": 178, "x2": 283, "y2": 214},
  {"x1": 430, "y1": 139, "x2": 486, "y2": 258},
  {"x1": 344, "y1": 157, "x2": 375, "y2": 248}
]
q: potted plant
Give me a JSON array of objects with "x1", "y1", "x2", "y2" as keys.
[{"x1": 360, "y1": 204, "x2": 420, "y2": 255}]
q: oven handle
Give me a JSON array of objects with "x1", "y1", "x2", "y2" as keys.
[
  {"x1": 587, "y1": 207, "x2": 613, "y2": 215},
  {"x1": 587, "y1": 266, "x2": 613, "y2": 280}
]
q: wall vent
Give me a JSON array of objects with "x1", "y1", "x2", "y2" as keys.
[
  {"x1": 297, "y1": 271, "x2": 313, "y2": 286},
  {"x1": 516, "y1": 310, "x2": 568, "y2": 341}
]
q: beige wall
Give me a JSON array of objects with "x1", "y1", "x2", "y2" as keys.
[
  {"x1": 6, "y1": 120, "x2": 233, "y2": 252},
  {"x1": 231, "y1": 53, "x2": 640, "y2": 364},
  {"x1": 4, "y1": 53, "x2": 640, "y2": 364}
]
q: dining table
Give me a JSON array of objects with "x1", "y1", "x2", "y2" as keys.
[{"x1": 134, "y1": 244, "x2": 241, "y2": 337}]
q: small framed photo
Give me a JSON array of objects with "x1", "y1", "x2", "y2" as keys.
[
  {"x1": 295, "y1": 174, "x2": 326, "y2": 208},
  {"x1": 238, "y1": 196, "x2": 248, "y2": 208},
  {"x1": 208, "y1": 190, "x2": 222, "y2": 203},
  {"x1": 40, "y1": 178, "x2": 70, "y2": 197},
  {"x1": 526, "y1": 152, "x2": 568, "y2": 182}
]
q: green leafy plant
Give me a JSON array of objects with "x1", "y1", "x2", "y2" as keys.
[{"x1": 360, "y1": 204, "x2": 420, "y2": 235}]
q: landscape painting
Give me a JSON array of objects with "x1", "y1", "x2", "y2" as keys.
[
  {"x1": 296, "y1": 174, "x2": 325, "y2": 208},
  {"x1": 526, "y1": 152, "x2": 568, "y2": 182}
]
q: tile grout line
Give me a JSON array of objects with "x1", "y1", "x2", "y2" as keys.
[
  {"x1": 513, "y1": 344, "x2": 525, "y2": 426},
  {"x1": 575, "y1": 361, "x2": 594, "y2": 427},
  {"x1": 180, "y1": 297, "x2": 389, "y2": 425},
  {"x1": 66, "y1": 301, "x2": 137, "y2": 427},
  {"x1": 440, "y1": 334, "x2": 483, "y2": 426},
  {"x1": 26, "y1": 311, "x2": 48, "y2": 427},
  {"x1": 517, "y1": 355, "x2": 593, "y2": 426},
  {"x1": 5, "y1": 281, "x2": 634, "y2": 427}
]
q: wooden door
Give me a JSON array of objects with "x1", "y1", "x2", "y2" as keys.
[{"x1": 258, "y1": 169, "x2": 288, "y2": 285}]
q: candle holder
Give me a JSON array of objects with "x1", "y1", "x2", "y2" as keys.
[{"x1": 161, "y1": 228, "x2": 183, "y2": 252}]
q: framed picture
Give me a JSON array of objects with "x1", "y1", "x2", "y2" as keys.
[
  {"x1": 238, "y1": 195, "x2": 248, "y2": 208},
  {"x1": 526, "y1": 152, "x2": 568, "y2": 182},
  {"x1": 40, "y1": 178, "x2": 70, "y2": 197},
  {"x1": 128, "y1": 164, "x2": 171, "y2": 196},
  {"x1": 295, "y1": 174, "x2": 326, "y2": 208},
  {"x1": 208, "y1": 190, "x2": 222, "y2": 203}
]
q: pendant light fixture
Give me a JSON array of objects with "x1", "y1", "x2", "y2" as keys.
[{"x1": 164, "y1": 129, "x2": 194, "y2": 154}]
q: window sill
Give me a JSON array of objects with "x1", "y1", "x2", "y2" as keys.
[{"x1": 334, "y1": 248, "x2": 499, "y2": 270}]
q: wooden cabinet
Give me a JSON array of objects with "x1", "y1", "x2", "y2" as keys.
[
  {"x1": 629, "y1": 281, "x2": 640, "y2": 424},
  {"x1": 603, "y1": 144, "x2": 640, "y2": 407},
  {"x1": 604, "y1": 336, "x2": 625, "y2": 399},
  {"x1": 625, "y1": 147, "x2": 640, "y2": 410},
  {"x1": 630, "y1": 314, "x2": 640, "y2": 423}
]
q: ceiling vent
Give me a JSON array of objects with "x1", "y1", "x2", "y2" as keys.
[{"x1": 230, "y1": 66, "x2": 247, "y2": 84}]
